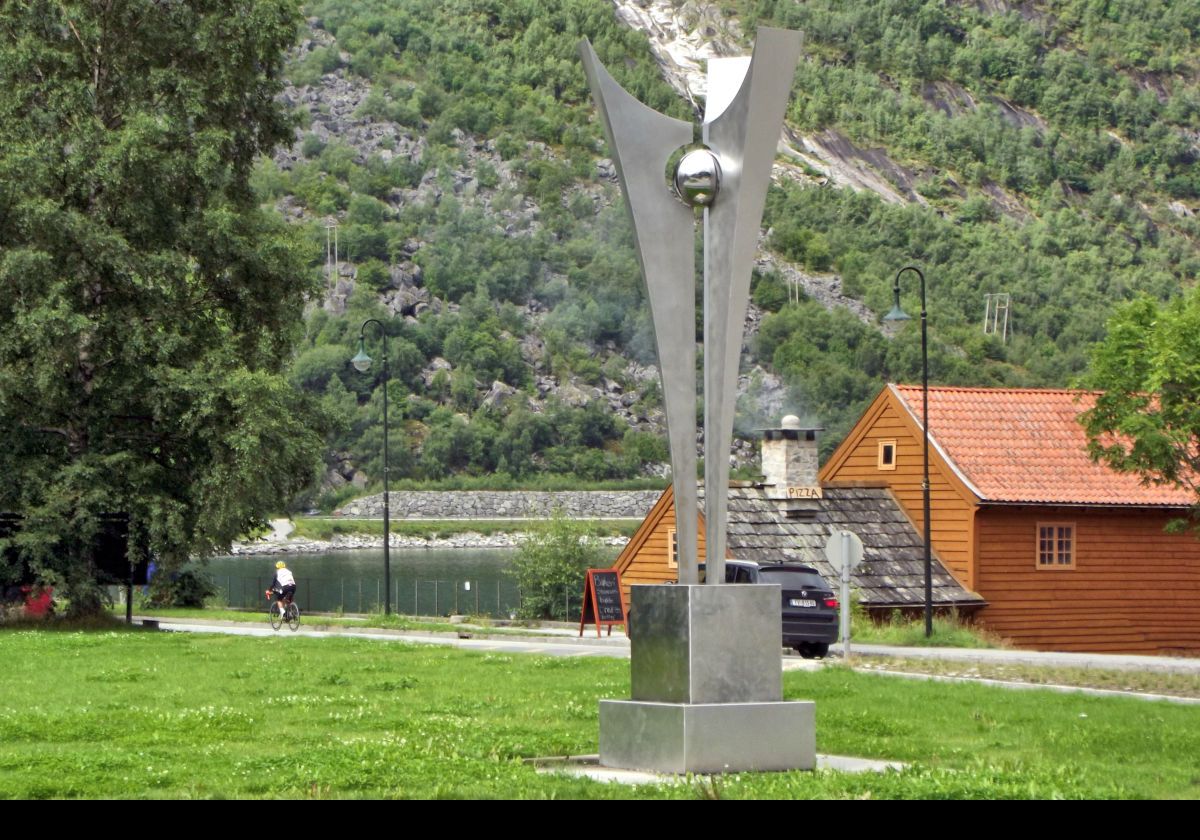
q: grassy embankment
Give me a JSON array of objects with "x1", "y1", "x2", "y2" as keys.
[
  {"x1": 850, "y1": 611, "x2": 1005, "y2": 648},
  {"x1": 2, "y1": 625, "x2": 1198, "y2": 798}
]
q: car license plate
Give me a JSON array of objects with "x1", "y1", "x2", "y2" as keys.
[{"x1": 790, "y1": 598, "x2": 817, "y2": 608}]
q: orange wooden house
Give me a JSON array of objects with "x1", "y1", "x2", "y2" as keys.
[
  {"x1": 612, "y1": 417, "x2": 983, "y2": 616},
  {"x1": 820, "y1": 384, "x2": 1200, "y2": 653}
]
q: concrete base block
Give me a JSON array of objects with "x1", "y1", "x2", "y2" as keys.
[{"x1": 599, "y1": 698, "x2": 815, "y2": 774}]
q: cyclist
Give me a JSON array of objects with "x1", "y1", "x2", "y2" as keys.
[{"x1": 268, "y1": 560, "x2": 296, "y2": 614}]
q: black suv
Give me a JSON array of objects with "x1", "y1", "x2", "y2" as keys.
[{"x1": 701, "y1": 560, "x2": 839, "y2": 658}]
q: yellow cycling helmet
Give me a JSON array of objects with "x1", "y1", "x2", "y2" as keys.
[{"x1": 276, "y1": 560, "x2": 287, "y2": 569}]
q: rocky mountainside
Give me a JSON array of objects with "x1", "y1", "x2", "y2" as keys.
[
  {"x1": 266, "y1": 0, "x2": 1200, "y2": 505},
  {"x1": 274, "y1": 4, "x2": 803, "y2": 497}
]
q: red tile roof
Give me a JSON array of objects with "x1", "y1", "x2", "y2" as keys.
[{"x1": 890, "y1": 384, "x2": 1194, "y2": 506}]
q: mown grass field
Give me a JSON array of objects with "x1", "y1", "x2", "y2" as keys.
[{"x1": 2, "y1": 627, "x2": 1198, "y2": 799}]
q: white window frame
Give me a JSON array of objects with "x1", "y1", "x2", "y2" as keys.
[{"x1": 878, "y1": 439, "x2": 897, "y2": 471}]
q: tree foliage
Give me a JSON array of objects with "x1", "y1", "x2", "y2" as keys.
[
  {"x1": 1080, "y1": 291, "x2": 1200, "y2": 499},
  {"x1": 0, "y1": 1, "x2": 326, "y2": 608},
  {"x1": 247, "y1": 0, "x2": 1200, "y2": 494}
]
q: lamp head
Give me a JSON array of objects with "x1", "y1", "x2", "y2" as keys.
[
  {"x1": 351, "y1": 339, "x2": 372, "y2": 373},
  {"x1": 883, "y1": 285, "x2": 911, "y2": 322}
]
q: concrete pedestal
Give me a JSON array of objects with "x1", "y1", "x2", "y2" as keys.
[
  {"x1": 600, "y1": 698, "x2": 815, "y2": 774},
  {"x1": 598, "y1": 584, "x2": 816, "y2": 774}
]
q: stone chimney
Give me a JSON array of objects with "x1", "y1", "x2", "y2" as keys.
[{"x1": 761, "y1": 415, "x2": 822, "y2": 500}]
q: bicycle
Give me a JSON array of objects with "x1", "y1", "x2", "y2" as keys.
[{"x1": 266, "y1": 589, "x2": 300, "y2": 632}]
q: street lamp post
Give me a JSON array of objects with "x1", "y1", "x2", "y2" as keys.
[
  {"x1": 351, "y1": 319, "x2": 391, "y2": 616},
  {"x1": 883, "y1": 265, "x2": 932, "y2": 638}
]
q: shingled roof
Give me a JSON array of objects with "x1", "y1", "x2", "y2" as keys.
[
  {"x1": 890, "y1": 385, "x2": 1194, "y2": 506},
  {"x1": 701, "y1": 484, "x2": 982, "y2": 609}
]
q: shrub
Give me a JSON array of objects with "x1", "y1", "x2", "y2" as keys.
[
  {"x1": 751, "y1": 269, "x2": 790, "y2": 312},
  {"x1": 153, "y1": 570, "x2": 217, "y2": 608},
  {"x1": 509, "y1": 511, "x2": 608, "y2": 621}
]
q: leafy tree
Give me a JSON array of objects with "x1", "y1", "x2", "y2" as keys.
[
  {"x1": 0, "y1": 1, "x2": 325, "y2": 611},
  {"x1": 354, "y1": 258, "x2": 391, "y2": 291},
  {"x1": 291, "y1": 345, "x2": 353, "y2": 392},
  {"x1": 751, "y1": 269, "x2": 792, "y2": 313},
  {"x1": 1080, "y1": 291, "x2": 1200, "y2": 499}
]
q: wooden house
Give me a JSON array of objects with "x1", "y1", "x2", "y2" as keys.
[
  {"x1": 820, "y1": 384, "x2": 1200, "y2": 653},
  {"x1": 612, "y1": 417, "x2": 983, "y2": 614}
]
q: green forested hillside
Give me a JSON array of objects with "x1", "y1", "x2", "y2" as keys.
[
  {"x1": 745, "y1": 0, "x2": 1200, "y2": 440},
  {"x1": 264, "y1": 0, "x2": 1200, "y2": 506}
]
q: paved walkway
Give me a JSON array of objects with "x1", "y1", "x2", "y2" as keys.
[
  {"x1": 136, "y1": 617, "x2": 633, "y2": 659},
  {"x1": 851, "y1": 642, "x2": 1200, "y2": 675},
  {"x1": 137, "y1": 615, "x2": 1200, "y2": 675}
]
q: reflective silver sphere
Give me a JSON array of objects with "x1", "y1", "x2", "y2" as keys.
[{"x1": 673, "y1": 149, "x2": 722, "y2": 207}]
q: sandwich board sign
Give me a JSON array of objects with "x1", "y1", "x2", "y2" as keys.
[{"x1": 579, "y1": 568, "x2": 627, "y2": 637}]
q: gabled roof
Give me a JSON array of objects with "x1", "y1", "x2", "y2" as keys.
[
  {"x1": 707, "y1": 484, "x2": 982, "y2": 608},
  {"x1": 890, "y1": 385, "x2": 1194, "y2": 506}
]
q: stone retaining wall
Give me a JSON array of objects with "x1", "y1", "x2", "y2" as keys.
[
  {"x1": 231, "y1": 532, "x2": 631, "y2": 555},
  {"x1": 333, "y1": 490, "x2": 663, "y2": 520}
]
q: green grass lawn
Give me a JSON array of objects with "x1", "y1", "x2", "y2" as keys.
[{"x1": 1, "y1": 626, "x2": 1197, "y2": 798}]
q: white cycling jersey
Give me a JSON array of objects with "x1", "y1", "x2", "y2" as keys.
[{"x1": 275, "y1": 568, "x2": 295, "y2": 587}]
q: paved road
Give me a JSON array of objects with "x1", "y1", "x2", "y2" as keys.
[
  {"x1": 142, "y1": 618, "x2": 633, "y2": 659},
  {"x1": 140, "y1": 616, "x2": 1200, "y2": 674}
]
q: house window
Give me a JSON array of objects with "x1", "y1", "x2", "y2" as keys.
[
  {"x1": 878, "y1": 440, "x2": 897, "y2": 471},
  {"x1": 667, "y1": 528, "x2": 678, "y2": 569},
  {"x1": 1037, "y1": 523, "x2": 1075, "y2": 569}
]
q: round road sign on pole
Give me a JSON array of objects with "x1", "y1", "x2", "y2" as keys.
[{"x1": 824, "y1": 530, "x2": 864, "y2": 573}]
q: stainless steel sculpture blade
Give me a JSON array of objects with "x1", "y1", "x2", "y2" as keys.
[
  {"x1": 580, "y1": 41, "x2": 700, "y2": 584},
  {"x1": 583, "y1": 28, "x2": 813, "y2": 777},
  {"x1": 702, "y1": 28, "x2": 802, "y2": 585}
]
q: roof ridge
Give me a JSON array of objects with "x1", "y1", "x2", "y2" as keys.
[{"x1": 891, "y1": 383, "x2": 1095, "y2": 396}]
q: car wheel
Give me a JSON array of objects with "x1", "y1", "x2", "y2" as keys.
[{"x1": 811, "y1": 643, "x2": 830, "y2": 659}]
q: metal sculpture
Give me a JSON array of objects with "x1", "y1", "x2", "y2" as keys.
[
  {"x1": 582, "y1": 27, "x2": 810, "y2": 775},
  {"x1": 581, "y1": 29, "x2": 801, "y2": 585}
]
